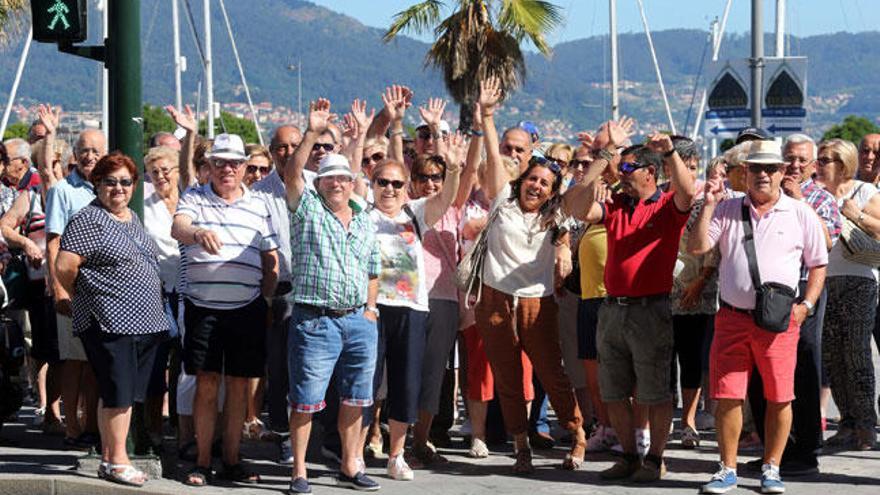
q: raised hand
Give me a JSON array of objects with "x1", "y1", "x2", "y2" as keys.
[
  {"x1": 479, "y1": 77, "x2": 503, "y2": 115},
  {"x1": 645, "y1": 132, "x2": 674, "y2": 154},
  {"x1": 341, "y1": 113, "x2": 360, "y2": 141},
  {"x1": 382, "y1": 85, "x2": 410, "y2": 123},
  {"x1": 444, "y1": 131, "x2": 468, "y2": 169},
  {"x1": 307, "y1": 98, "x2": 336, "y2": 134},
  {"x1": 165, "y1": 104, "x2": 197, "y2": 133},
  {"x1": 418, "y1": 97, "x2": 447, "y2": 127},
  {"x1": 576, "y1": 131, "x2": 594, "y2": 149},
  {"x1": 472, "y1": 103, "x2": 484, "y2": 131},
  {"x1": 616, "y1": 116, "x2": 636, "y2": 137},
  {"x1": 37, "y1": 104, "x2": 61, "y2": 135},
  {"x1": 350, "y1": 98, "x2": 375, "y2": 132},
  {"x1": 703, "y1": 178, "x2": 726, "y2": 205}
]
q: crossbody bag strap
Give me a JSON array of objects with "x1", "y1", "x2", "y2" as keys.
[
  {"x1": 19, "y1": 189, "x2": 38, "y2": 237},
  {"x1": 740, "y1": 199, "x2": 763, "y2": 290}
]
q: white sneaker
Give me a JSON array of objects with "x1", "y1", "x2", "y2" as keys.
[
  {"x1": 387, "y1": 454, "x2": 414, "y2": 481},
  {"x1": 32, "y1": 407, "x2": 46, "y2": 427},
  {"x1": 586, "y1": 425, "x2": 608, "y2": 452},
  {"x1": 635, "y1": 428, "x2": 651, "y2": 457}
]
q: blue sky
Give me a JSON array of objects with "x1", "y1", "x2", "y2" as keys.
[{"x1": 310, "y1": 0, "x2": 875, "y2": 45}]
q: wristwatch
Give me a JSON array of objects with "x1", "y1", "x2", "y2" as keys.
[
  {"x1": 663, "y1": 148, "x2": 677, "y2": 158},
  {"x1": 366, "y1": 305, "x2": 380, "y2": 316},
  {"x1": 801, "y1": 299, "x2": 815, "y2": 317},
  {"x1": 597, "y1": 148, "x2": 616, "y2": 162}
]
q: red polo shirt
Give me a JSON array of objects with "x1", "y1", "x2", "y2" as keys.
[{"x1": 602, "y1": 188, "x2": 689, "y2": 297}]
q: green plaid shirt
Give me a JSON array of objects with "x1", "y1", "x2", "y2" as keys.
[{"x1": 289, "y1": 189, "x2": 380, "y2": 309}]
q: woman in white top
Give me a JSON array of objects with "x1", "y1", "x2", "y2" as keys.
[
  {"x1": 475, "y1": 77, "x2": 585, "y2": 474},
  {"x1": 816, "y1": 138, "x2": 880, "y2": 450},
  {"x1": 365, "y1": 151, "x2": 461, "y2": 480}
]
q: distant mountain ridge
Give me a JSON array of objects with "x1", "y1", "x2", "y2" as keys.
[{"x1": 1, "y1": 0, "x2": 878, "y2": 134}]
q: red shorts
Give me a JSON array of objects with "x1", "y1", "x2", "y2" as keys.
[
  {"x1": 710, "y1": 307, "x2": 800, "y2": 403},
  {"x1": 462, "y1": 325, "x2": 534, "y2": 402}
]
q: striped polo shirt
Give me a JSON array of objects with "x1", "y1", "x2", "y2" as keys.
[{"x1": 176, "y1": 183, "x2": 279, "y2": 310}]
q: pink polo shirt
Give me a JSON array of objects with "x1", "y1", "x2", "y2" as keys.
[{"x1": 707, "y1": 192, "x2": 828, "y2": 310}]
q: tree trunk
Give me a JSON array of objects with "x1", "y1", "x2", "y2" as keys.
[{"x1": 458, "y1": 98, "x2": 475, "y2": 133}]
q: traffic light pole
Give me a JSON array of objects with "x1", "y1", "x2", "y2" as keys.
[{"x1": 57, "y1": 1, "x2": 143, "y2": 219}]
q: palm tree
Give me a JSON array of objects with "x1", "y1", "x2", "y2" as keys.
[
  {"x1": 384, "y1": 0, "x2": 562, "y2": 130},
  {"x1": 0, "y1": 0, "x2": 28, "y2": 46}
]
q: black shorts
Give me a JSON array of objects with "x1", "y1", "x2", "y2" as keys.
[
  {"x1": 183, "y1": 297, "x2": 268, "y2": 378},
  {"x1": 79, "y1": 321, "x2": 165, "y2": 408},
  {"x1": 577, "y1": 297, "x2": 603, "y2": 360},
  {"x1": 26, "y1": 280, "x2": 59, "y2": 363}
]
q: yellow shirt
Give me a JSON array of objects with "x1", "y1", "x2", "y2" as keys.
[{"x1": 578, "y1": 223, "x2": 608, "y2": 300}]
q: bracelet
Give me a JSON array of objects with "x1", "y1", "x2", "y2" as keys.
[
  {"x1": 469, "y1": 129, "x2": 484, "y2": 137},
  {"x1": 390, "y1": 129, "x2": 405, "y2": 137},
  {"x1": 664, "y1": 149, "x2": 677, "y2": 158}
]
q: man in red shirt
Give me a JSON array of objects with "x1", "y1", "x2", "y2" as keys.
[{"x1": 564, "y1": 129, "x2": 695, "y2": 482}]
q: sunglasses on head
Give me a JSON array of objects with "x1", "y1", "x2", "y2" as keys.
[
  {"x1": 312, "y1": 142, "x2": 334, "y2": 152},
  {"x1": 101, "y1": 177, "x2": 134, "y2": 188},
  {"x1": 361, "y1": 152, "x2": 386, "y2": 167},
  {"x1": 529, "y1": 155, "x2": 562, "y2": 174},
  {"x1": 246, "y1": 164, "x2": 270, "y2": 174},
  {"x1": 415, "y1": 173, "x2": 444, "y2": 183},
  {"x1": 374, "y1": 177, "x2": 406, "y2": 189},
  {"x1": 747, "y1": 163, "x2": 782, "y2": 174},
  {"x1": 619, "y1": 161, "x2": 646, "y2": 175}
]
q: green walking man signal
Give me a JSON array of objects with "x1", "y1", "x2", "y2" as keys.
[{"x1": 31, "y1": 0, "x2": 87, "y2": 43}]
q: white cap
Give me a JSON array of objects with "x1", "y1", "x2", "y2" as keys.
[
  {"x1": 206, "y1": 133, "x2": 247, "y2": 161},
  {"x1": 315, "y1": 153, "x2": 354, "y2": 180},
  {"x1": 416, "y1": 119, "x2": 451, "y2": 135}
]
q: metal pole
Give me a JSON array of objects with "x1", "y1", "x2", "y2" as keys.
[
  {"x1": 298, "y1": 58, "x2": 302, "y2": 119},
  {"x1": 751, "y1": 0, "x2": 764, "y2": 128},
  {"x1": 108, "y1": 0, "x2": 144, "y2": 217},
  {"x1": 0, "y1": 29, "x2": 32, "y2": 138},
  {"x1": 101, "y1": 1, "x2": 109, "y2": 134},
  {"x1": 609, "y1": 0, "x2": 619, "y2": 121},
  {"x1": 172, "y1": 0, "x2": 183, "y2": 111},
  {"x1": 691, "y1": 0, "x2": 732, "y2": 143},
  {"x1": 218, "y1": 0, "x2": 263, "y2": 144},
  {"x1": 636, "y1": 0, "x2": 676, "y2": 134},
  {"x1": 775, "y1": 0, "x2": 785, "y2": 57},
  {"x1": 204, "y1": 0, "x2": 215, "y2": 138}
]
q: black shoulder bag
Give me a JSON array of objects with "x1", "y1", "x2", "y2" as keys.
[{"x1": 741, "y1": 200, "x2": 797, "y2": 333}]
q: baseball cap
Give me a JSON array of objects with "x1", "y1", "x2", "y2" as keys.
[
  {"x1": 416, "y1": 119, "x2": 451, "y2": 135},
  {"x1": 206, "y1": 133, "x2": 247, "y2": 161},
  {"x1": 735, "y1": 127, "x2": 770, "y2": 144},
  {"x1": 518, "y1": 121, "x2": 540, "y2": 143}
]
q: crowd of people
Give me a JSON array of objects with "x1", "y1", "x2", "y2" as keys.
[{"x1": 1, "y1": 76, "x2": 879, "y2": 494}]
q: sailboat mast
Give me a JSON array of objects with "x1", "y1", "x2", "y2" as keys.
[{"x1": 609, "y1": 0, "x2": 619, "y2": 121}]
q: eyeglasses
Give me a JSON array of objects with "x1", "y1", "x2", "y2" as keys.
[
  {"x1": 100, "y1": 177, "x2": 134, "y2": 188},
  {"x1": 246, "y1": 164, "x2": 270, "y2": 174},
  {"x1": 361, "y1": 152, "x2": 386, "y2": 167},
  {"x1": 415, "y1": 173, "x2": 444, "y2": 183},
  {"x1": 569, "y1": 159, "x2": 591, "y2": 170},
  {"x1": 211, "y1": 159, "x2": 245, "y2": 169},
  {"x1": 529, "y1": 155, "x2": 562, "y2": 174},
  {"x1": 784, "y1": 155, "x2": 812, "y2": 165},
  {"x1": 374, "y1": 178, "x2": 406, "y2": 189},
  {"x1": 312, "y1": 142, "x2": 334, "y2": 152},
  {"x1": 747, "y1": 163, "x2": 783, "y2": 174},
  {"x1": 619, "y1": 161, "x2": 646, "y2": 175},
  {"x1": 149, "y1": 166, "x2": 178, "y2": 177},
  {"x1": 816, "y1": 156, "x2": 837, "y2": 167}
]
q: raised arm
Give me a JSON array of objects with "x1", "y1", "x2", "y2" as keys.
[
  {"x1": 646, "y1": 132, "x2": 696, "y2": 211},
  {"x1": 455, "y1": 107, "x2": 483, "y2": 208},
  {"x1": 424, "y1": 132, "x2": 465, "y2": 226},
  {"x1": 479, "y1": 77, "x2": 507, "y2": 200},
  {"x1": 284, "y1": 98, "x2": 336, "y2": 212},
  {"x1": 418, "y1": 97, "x2": 448, "y2": 159},
  {"x1": 342, "y1": 99, "x2": 375, "y2": 178},
  {"x1": 688, "y1": 179, "x2": 726, "y2": 255},
  {"x1": 36, "y1": 104, "x2": 63, "y2": 185},
  {"x1": 382, "y1": 85, "x2": 410, "y2": 165},
  {"x1": 562, "y1": 121, "x2": 627, "y2": 222},
  {"x1": 165, "y1": 104, "x2": 198, "y2": 190}
]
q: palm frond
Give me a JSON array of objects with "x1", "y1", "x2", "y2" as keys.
[
  {"x1": 384, "y1": 0, "x2": 445, "y2": 42},
  {"x1": 0, "y1": 0, "x2": 29, "y2": 47},
  {"x1": 497, "y1": 0, "x2": 562, "y2": 55}
]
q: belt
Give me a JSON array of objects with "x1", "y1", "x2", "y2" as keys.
[
  {"x1": 294, "y1": 303, "x2": 363, "y2": 318},
  {"x1": 719, "y1": 300, "x2": 752, "y2": 315},
  {"x1": 275, "y1": 282, "x2": 293, "y2": 297},
  {"x1": 604, "y1": 293, "x2": 668, "y2": 306}
]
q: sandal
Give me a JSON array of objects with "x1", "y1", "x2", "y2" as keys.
[
  {"x1": 562, "y1": 436, "x2": 586, "y2": 470},
  {"x1": 104, "y1": 463, "x2": 147, "y2": 487},
  {"x1": 97, "y1": 461, "x2": 109, "y2": 479},
  {"x1": 218, "y1": 463, "x2": 261, "y2": 484},
  {"x1": 184, "y1": 465, "x2": 213, "y2": 487},
  {"x1": 513, "y1": 448, "x2": 534, "y2": 475}
]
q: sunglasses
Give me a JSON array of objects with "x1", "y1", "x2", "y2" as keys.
[
  {"x1": 546, "y1": 157, "x2": 569, "y2": 168},
  {"x1": 246, "y1": 165, "x2": 270, "y2": 174},
  {"x1": 569, "y1": 159, "x2": 591, "y2": 170},
  {"x1": 212, "y1": 159, "x2": 245, "y2": 169},
  {"x1": 416, "y1": 129, "x2": 448, "y2": 140},
  {"x1": 529, "y1": 155, "x2": 563, "y2": 174},
  {"x1": 415, "y1": 173, "x2": 444, "y2": 183},
  {"x1": 747, "y1": 163, "x2": 783, "y2": 174},
  {"x1": 361, "y1": 152, "x2": 386, "y2": 167},
  {"x1": 816, "y1": 157, "x2": 837, "y2": 167},
  {"x1": 374, "y1": 178, "x2": 406, "y2": 189},
  {"x1": 101, "y1": 177, "x2": 134, "y2": 188},
  {"x1": 619, "y1": 161, "x2": 647, "y2": 175},
  {"x1": 312, "y1": 142, "x2": 334, "y2": 152}
]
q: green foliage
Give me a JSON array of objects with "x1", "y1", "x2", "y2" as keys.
[
  {"x1": 719, "y1": 139, "x2": 735, "y2": 153},
  {"x1": 2, "y1": 121, "x2": 28, "y2": 140},
  {"x1": 198, "y1": 112, "x2": 260, "y2": 145},
  {"x1": 142, "y1": 104, "x2": 176, "y2": 149},
  {"x1": 821, "y1": 115, "x2": 880, "y2": 143}
]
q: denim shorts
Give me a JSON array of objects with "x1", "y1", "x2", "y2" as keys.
[{"x1": 288, "y1": 306, "x2": 378, "y2": 413}]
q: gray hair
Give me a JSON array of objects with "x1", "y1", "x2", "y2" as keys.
[
  {"x1": 722, "y1": 141, "x2": 752, "y2": 170},
  {"x1": 144, "y1": 145, "x2": 180, "y2": 168},
  {"x1": 3, "y1": 138, "x2": 31, "y2": 163},
  {"x1": 783, "y1": 133, "x2": 817, "y2": 160}
]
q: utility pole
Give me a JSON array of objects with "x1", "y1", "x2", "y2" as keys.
[
  {"x1": 609, "y1": 0, "x2": 619, "y2": 121},
  {"x1": 0, "y1": 29, "x2": 32, "y2": 138},
  {"x1": 100, "y1": 1, "x2": 108, "y2": 134},
  {"x1": 750, "y1": 0, "x2": 764, "y2": 128},
  {"x1": 204, "y1": 0, "x2": 215, "y2": 138},
  {"x1": 775, "y1": 0, "x2": 785, "y2": 57},
  {"x1": 172, "y1": 0, "x2": 184, "y2": 111}
]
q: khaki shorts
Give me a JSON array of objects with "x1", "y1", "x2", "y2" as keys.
[
  {"x1": 57, "y1": 314, "x2": 87, "y2": 361},
  {"x1": 597, "y1": 296, "x2": 673, "y2": 405}
]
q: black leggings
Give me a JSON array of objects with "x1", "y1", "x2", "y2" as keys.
[{"x1": 672, "y1": 314, "x2": 710, "y2": 390}]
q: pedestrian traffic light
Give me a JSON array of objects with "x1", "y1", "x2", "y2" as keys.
[{"x1": 30, "y1": 0, "x2": 87, "y2": 43}]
